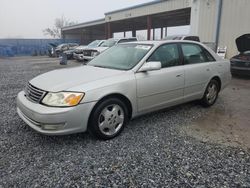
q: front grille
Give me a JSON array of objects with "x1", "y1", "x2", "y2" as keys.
[
  {"x1": 83, "y1": 50, "x2": 92, "y2": 56},
  {"x1": 25, "y1": 83, "x2": 46, "y2": 103},
  {"x1": 83, "y1": 50, "x2": 97, "y2": 57},
  {"x1": 74, "y1": 50, "x2": 83, "y2": 54}
]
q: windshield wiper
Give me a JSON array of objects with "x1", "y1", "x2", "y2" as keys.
[{"x1": 92, "y1": 65, "x2": 108, "y2": 69}]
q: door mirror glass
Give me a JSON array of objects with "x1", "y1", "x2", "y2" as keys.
[{"x1": 139, "y1": 61, "x2": 161, "y2": 72}]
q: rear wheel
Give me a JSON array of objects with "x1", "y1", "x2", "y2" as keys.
[
  {"x1": 88, "y1": 98, "x2": 129, "y2": 140},
  {"x1": 201, "y1": 79, "x2": 219, "y2": 107}
]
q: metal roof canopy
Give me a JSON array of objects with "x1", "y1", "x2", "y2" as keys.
[
  {"x1": 62, "y1": 18, "x2": 105, "y2": 31},
  {"x1": 61, "y1": 0, "x2": 192, "y2": 43},
  {"x1": 110, "y1": 8, "x2": 191, "y2": 33}
]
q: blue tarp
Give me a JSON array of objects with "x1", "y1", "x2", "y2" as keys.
[{"x1": 0, "y1": 39, "x2": 80, "y2": 57}]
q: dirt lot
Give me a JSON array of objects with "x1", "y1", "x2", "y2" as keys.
[
  {"x1": 0, "y1": 56, "x2": 249, "y2": 187},
  {"x1": 183, "y1": 77, "x2": 250, "y2": 149}
]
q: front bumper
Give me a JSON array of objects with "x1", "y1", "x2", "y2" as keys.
[
  {"x1": 231, "y1": 66, "x2": 250, "y2": 76},
  {"x1": 82, "y1": 55, "x2": 94, "y2": 61},
  {"x1": 73, "y1": 53, "x2": 85, "y2": 61},
  {"x1": 17, "y1": 91, "x2": 96, "y2": 135}
]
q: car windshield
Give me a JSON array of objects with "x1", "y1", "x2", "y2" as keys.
[
  {"x1": 88, "y1": 44, "x2": 152, "y2": 70},
  {"x1": 57, "y1": 44, "x2": 65, "y2": 48},
  {"x1": 100, "y1": 39, "x2": 117, "y2": 47},
  {"x1": 88, "y1": 40, "x2": 101, "y2": 48}
]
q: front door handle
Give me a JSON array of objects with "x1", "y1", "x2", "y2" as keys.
[{"x1": 176, "y1": 74, "x2": 183, "y2": 77}]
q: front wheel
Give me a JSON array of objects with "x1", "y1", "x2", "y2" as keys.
[
  {"x1": 88, "y1": 98, "x2": 129, "y2": 140},
  {"x1": 200, "y1": 79, "x2": 219, "y2": 107}
]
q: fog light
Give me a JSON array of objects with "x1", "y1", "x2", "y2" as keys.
[{"x1": 42, "y1": 124, "x2": 64, "y2": 130}]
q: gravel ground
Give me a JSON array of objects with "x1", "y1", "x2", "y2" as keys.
[{"x1": 0, "y1": 57, "x2": 249, "y2": 187}]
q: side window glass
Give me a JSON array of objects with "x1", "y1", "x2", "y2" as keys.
[
  {"x1": 204, "y1": 49, "x2": 216, "y2": 62},
  {"x1": 118, "y1": 39, "x2": 127, "y2": 43},
  {"x1": 126, "y1": 38, "x2": 137, "y2": 42},
  {"x1": 148, "y1": 44, "x2": 180, "y2": 68},
  {"x1": 181, "y1": 44, "x2": 207, "y2": 64}
]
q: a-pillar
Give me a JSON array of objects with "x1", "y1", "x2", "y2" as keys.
[{"x1": 147, "y1": 15, "x2": 152, "y2": 40}]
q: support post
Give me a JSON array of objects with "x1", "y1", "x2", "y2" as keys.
[
  {"x1": 132, "y1": 30, "x2": 136, "y2": 37},
  {"x1": 165, "y1": 27, "x2": 168, "y2": 37},
  {"x1": 160, "y1": 28, "x2": 163, "y2": 39},
  {"x1": 124, "y1": 32, "x2": 126, "y2": 38},
  {"x1": 153, "y1": 29, "x2": 155, "y2": 40},
  {"x1": 147, "y1": 15, "x2": 152, "y2": 40},
  {"x1": 105, "y1": 23, "x2": 112, "y2": 39}
]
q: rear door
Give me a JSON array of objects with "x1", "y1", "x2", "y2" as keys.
[{"x1": 180, "y1": 43, "x2": 213, "y2": 101}]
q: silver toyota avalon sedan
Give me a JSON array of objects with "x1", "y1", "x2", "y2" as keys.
[{"x1": 17, "y1": 41, "x2": 231, "y2": 140}]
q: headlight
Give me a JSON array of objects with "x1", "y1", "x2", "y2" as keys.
[
  {"x1": 42, "y1": 92, "x2": 84, "y2": 107},
  {"x1": 91, "y1": 51, "x2": 100, "y2": 57}
]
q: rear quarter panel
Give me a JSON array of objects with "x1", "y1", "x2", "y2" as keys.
[{"x1": 209, "y1": 59, "x2": 231, "y2": 91}]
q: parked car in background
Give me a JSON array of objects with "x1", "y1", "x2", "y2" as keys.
[
  {"x1": 48, "y1": 43, "x2": 58, "y2": 57},
  {"x1": 230, "y1": 34, "x2": 250, "y2": 76},
  {"x1": 55, "y1": 43, "x2": 79, "y2": 57},
  {"x1": 81, "y1": 37, "x2": 138, "y2": 61},
  {"x1": 164, "y1": 35, "x2": 200, "y2": 42},
  {"x1": 73, "y1": 40, "x2": 105, "y2": 62},
  {"x1": 64, "y1": 45, "x2": 87, "y2": 60},
  {"x1": 17, "y1": 40, "x2": 231, "y2": 140}
]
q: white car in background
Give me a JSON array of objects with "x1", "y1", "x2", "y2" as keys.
[
  {"x1": 73, "y1": 40, "x2": 105, "y2": 61},
  {"x1": 81, "y1": 37, "x2": 138, "y2": 61}
]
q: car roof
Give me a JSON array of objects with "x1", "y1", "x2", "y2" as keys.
[
  {"x1": 126, "y1": 40, "x2": 202, "y2": 46},
  {"x1": 107, "y1": 37, "x2": 137, "y2": 41}
]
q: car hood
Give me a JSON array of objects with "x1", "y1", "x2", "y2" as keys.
[
  {"x1": 75, "y1": 45, "x2": 87, "y2": 50},
  {"x1": 91, "y1": 47, "x2": 109, "y2": 52},
  {"x1": 236, "y1": 34, "x2": 250, "y2": 53},
  {"x1": 29, "y1": 65, "x2": 123, "y2": 92}
]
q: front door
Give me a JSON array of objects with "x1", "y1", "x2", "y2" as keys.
[{"x1": 136, "y1": 43, "x2": 184, "y2": 113}]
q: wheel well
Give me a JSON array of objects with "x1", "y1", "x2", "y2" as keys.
[
  {"x1": 88, "y1": 94, "x2": 133, "y2": 126},
  {"x1": 211, "y1": 76, "x2": 221, "y2": 91}
]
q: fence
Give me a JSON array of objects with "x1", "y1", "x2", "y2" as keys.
[{"x1": 0, "y1": 39, "x2": 80, "y2": 57}]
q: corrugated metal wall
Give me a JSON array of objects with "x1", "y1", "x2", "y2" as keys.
[
  {"x1": 105, "y1": 0, "x2": 191, "y2": 22},
  {"x1": 197, "y1": 0, "x2": 217, "y2": 42},
  {"x1": 191, "y1": 0, "x2": 250, "y2": 58},
  {"x1": 0, "y1": 39, "x2": 80, "y2": 57},
  {"x1": 218, "y1": 0, "x2": 250, "y2": 58}
]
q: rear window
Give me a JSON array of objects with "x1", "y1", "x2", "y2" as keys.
[
  {"x1": 118, "y1": 38, "x2": 137, "y2": 43},
  {"x1": 100, "y1": 39, "x2": 117, "y2": 47},
  {"x1": 184, "y1": 36, "x2": 200, "y2": 42}
]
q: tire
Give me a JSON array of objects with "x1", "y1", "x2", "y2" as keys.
[
  {"x1": 200, "y1": 79, "x2": 219, "y2": 107},
  {"x1": 88, "y1": 98, "x2": 129, "y2": 140}
]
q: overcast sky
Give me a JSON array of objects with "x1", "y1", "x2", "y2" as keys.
[{"x1": 0, "y1": 0, "x2": 189, "y2": 39}]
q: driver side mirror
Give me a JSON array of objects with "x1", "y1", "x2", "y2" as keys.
[{"x1": 138, "y1": 61, "x2": 161, "y2": 72}]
